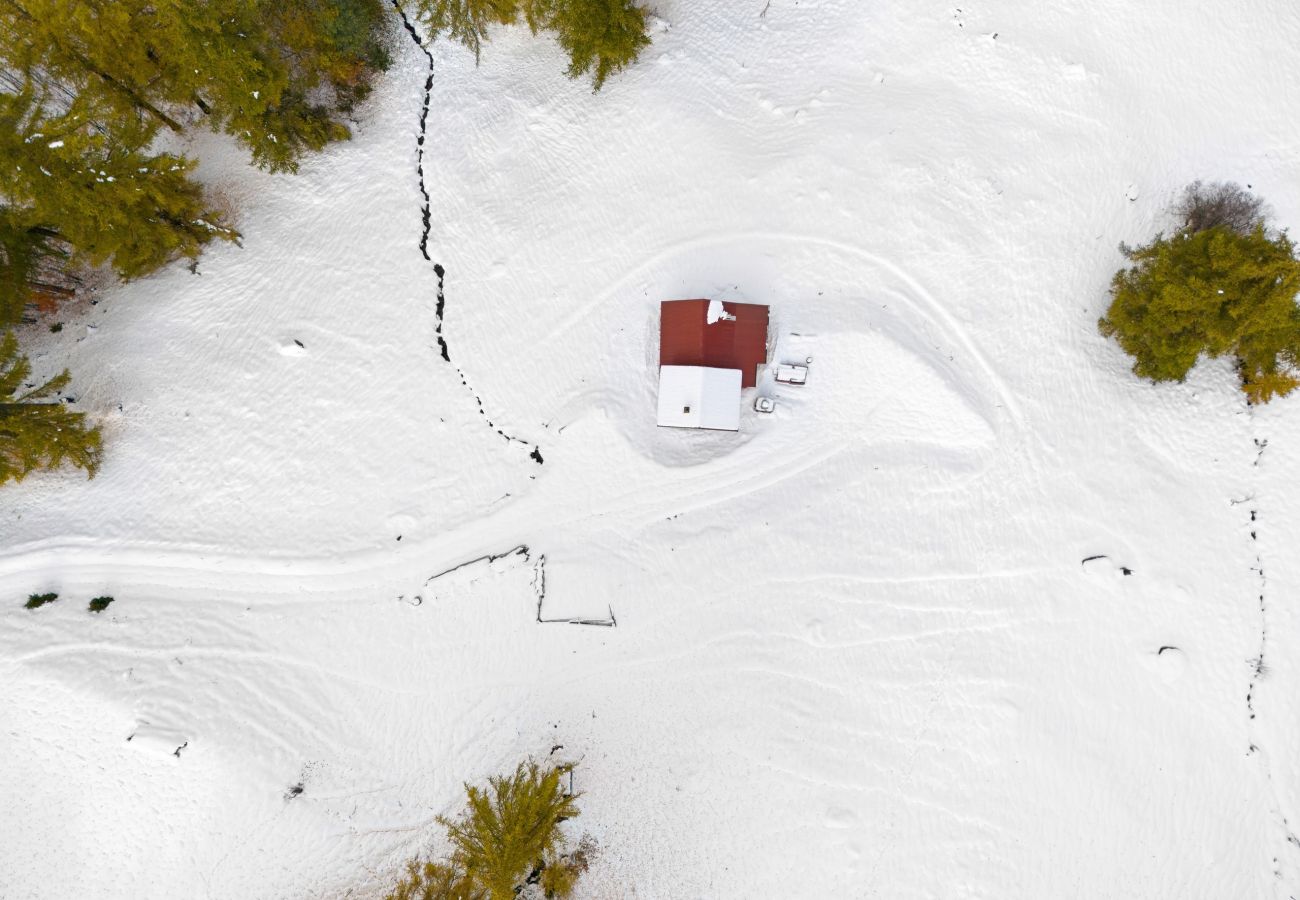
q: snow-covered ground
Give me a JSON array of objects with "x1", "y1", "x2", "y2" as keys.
[{"x1": 4, "y1": 1, "x2": 1300, "y2": 897}]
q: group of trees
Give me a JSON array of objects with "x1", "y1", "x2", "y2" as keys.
[
  {"x1": 412, "y1": 0, "x2": 651, "y2": 90},
  {"x1": 0, "y1": 0, "x2": 394, "y2": 483},
  {"x1": 387, "y1": 760, "x2": 592, "y2": 900},
  {"x1": 0, "y1": 0, "x2": 394, "y2": 290},
  {"x1": 1101, "y1": 181, "x2": 1300, "y2": 404}
]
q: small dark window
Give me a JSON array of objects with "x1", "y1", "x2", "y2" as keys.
[{"x1": 683, "y1": 406, "x2": 691, "y2": 413}]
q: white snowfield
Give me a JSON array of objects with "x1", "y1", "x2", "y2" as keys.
[{"x1": 3, "y1": 1, "x2": 1300, "y2": 898}]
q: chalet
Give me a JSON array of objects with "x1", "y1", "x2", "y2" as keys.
[{"x1": 657, "y1": 299, "x2": 770, "y2": 431}]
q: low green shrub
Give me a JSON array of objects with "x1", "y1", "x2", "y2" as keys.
[{"x1": 25, "y1": 591, "x2": 58, "y2": 609}]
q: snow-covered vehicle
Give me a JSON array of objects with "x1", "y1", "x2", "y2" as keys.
[{"x1": 774, "y1": 364, "x2": 808, "y2": 385}]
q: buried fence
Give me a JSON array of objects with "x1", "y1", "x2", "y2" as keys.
[{"x1": 408, "y1": 545, "x2": 616, "y2": 627}]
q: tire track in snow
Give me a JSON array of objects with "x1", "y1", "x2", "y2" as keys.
[{"x1": 391, "y1": 1, "x2": 543, "y2": 464}]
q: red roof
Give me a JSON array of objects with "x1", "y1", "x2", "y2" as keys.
[{"x1": 659, "y1": 300, "x2": 769, "y2": 389}]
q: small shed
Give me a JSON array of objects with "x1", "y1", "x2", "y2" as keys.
[{"x1": 656, "y1": 366, "x2": 742, "y2": 431}]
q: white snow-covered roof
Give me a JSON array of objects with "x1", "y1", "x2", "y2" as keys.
[{"x1": 656, "y1": 366, "x2": 742, "y2": 431}]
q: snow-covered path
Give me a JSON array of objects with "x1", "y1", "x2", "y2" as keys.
[{"x1": 4, "y1": 1, "x2": 1300, "y2": 897}]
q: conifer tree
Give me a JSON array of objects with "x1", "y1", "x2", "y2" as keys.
[
  {"x1": 0, "y1": 330, "x2": 101, "y2": 483},
  {"x1": 0, "y1": 205, "x2": 61, "y2": 325},
  {"x1": 0, "y1": 81, "x2": 238, "y2": 279},
  {"x1": 533, "y1": 0, "x2": 650, "y2": 90},
  {"x1": 1099, "y1": 222, "x2": 1300, "y2": 403},
  {"x1": 386, "y1": 859, "x2": 480, "y2": 900},
  {"x1": 414, "y1": 0, "x2": 523, "y2": 62},
  {"x1": 0, "y1": 0, "x2": 391, "y2": 173},
  {"x1": 386, "y1": 760, "x2": 584, "y2": 900},
  {"x1": 208, "y1": 0, "x2": 392, "y2": 172},
  {"x1": 443, "y1": 760, "x2": 579, "y2": 899},
  {"x1": 413, "y1": 0, "x2": 649, "y2": 89}
]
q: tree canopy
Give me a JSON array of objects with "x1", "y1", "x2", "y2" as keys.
[
  {"x1": 1099, "y1": 184, "x2": 1300, "y2": 404},
  {"x1": 0, "y1": 0, "x2": 391, "y2": 173},
  {"x1": 412, "y1": 0, "x2": 651, "y2": 90},
  {"x1": 0, "y1": 1, "x2": 395, "y2": 484},
  {"x1": 0, "y1": 80, "x2": 238, "y2": 280},
  {"x1": 386, "y1": 760, "x2": 589, "y2": 900},
  {"x1": 0, "y1": 0, "x2": 392, "y2": 330},
  {"x1": 0, "y1": 330, "x2": 101, "y2": 483},
  {"x1": 538, "y1": 0, "x2": 650, "y2": 90}
]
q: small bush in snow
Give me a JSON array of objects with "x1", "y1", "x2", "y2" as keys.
[
  {"x1": 88, "y1": 596, "x2": 115, "y2": 613},
  {"x1": 24, "y1": 592, "x2": 58, "y2": 609},
  {"x1": 1174, "y1": 181, "x2": 1267, "y2": 236},
  {"x1": 1099, "y1": 186, "x2": 1300, "y2": 404}
]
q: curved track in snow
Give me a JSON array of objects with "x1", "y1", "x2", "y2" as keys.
[
  {"x1": 545, "y1": 230, "x2": 1023, "y2": 430},
  {"x1": 0, "y1": 230, "x2": 1016, "y2": 610}
]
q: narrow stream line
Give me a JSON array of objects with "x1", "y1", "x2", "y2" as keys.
[
  {"x1": 390, "y1": 1, "x2": 543, "y2": 464},
  {"x1": 1238, "y1": 429, "x2": 1300, "y2": 887}
]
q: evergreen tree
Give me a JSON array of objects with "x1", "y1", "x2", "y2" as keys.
[
  {"x1": 0, "y1": 81, "x2": 239, "y2": 279},
  {"x1": 0, "y1": 0, "x2": 392, "y2": 173},
  {"x1": 533, "y1": 0, "x2": 650, "y2": 90},
  {"x1": 217, "y1": 0, "x2": 392, "y2": 171},
  {"x1": 0, "y1": 330, "x2": 102, "y2": 483},
  {"x1": 413, "y1": 0, "x2": 522, "y2": 62},
  {"x1": 443, "y1": 760, "x2": 579, "y2": 899},
  {"x1": 0, "y1": 205, "x2": 62, "y2": 326},
  {"x1": 413, "y1": 0, "x2": 649, "y2": 89},
  {"x1": 386, "y1": 760, "x2": 584, "y2": 900},
  {"x1": 386, "y1": 859, "x2": 481, "y2": 900},
  {"x1": 1099, "y1": 223, "x2": 1300, "y2": 403}
]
